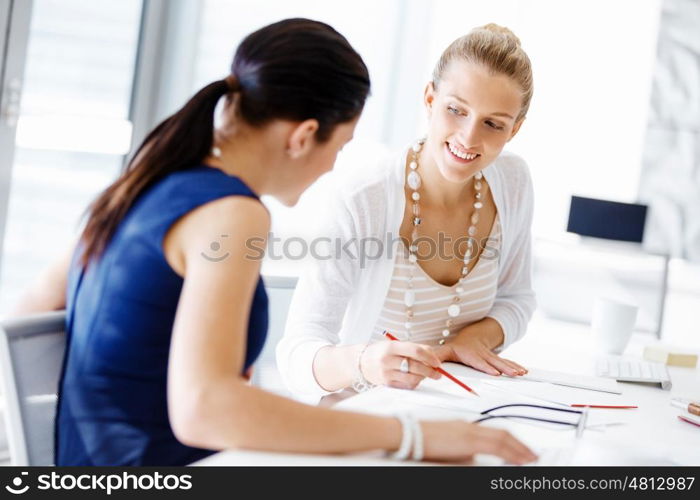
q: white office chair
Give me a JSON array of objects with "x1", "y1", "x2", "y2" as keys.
[
  {"x1": 0, "y1": 279, "x2": 296, "y2": 465},
  {"x1": 254, "y1": 275, "x2": 298, "y2": 395},
  {"x1": 0, "y1": 310, "x2": 66, "y2": 466}
]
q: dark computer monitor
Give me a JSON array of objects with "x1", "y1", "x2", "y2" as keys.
[{"x1": 567, "y1": 196, "x2": 648, "y2": 243}]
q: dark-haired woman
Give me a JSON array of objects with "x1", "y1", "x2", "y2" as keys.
[{"x1": 15, "y1": 18, "x2": 536, "y2": 466}]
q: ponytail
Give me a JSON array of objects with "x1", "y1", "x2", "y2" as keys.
[
  {"x1": 79, "y1": 78, "x2": 233, "y2": 267},
  {"x1": 79, "y1": 18, "x2": 369, "y2": 268}
]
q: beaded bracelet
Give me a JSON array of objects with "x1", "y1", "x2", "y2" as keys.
[
  {"x1": 411, "y1": 417, "x2": 424, "y2": 461},
  {"x1": 351, "y1": 342, "x2": 376, "y2": 392},
  {"x1": 389, "y1": 413, "x2": 414, "y2": 461}
]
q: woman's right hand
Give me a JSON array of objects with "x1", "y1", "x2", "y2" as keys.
[
  {"x1": 360, "y1": 341, "x2": 442, "y2": 389},
  {"x1": 422, "y1": 420, "x2": 538, "y2": 464}
]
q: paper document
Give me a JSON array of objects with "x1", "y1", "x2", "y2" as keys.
[
  {"x1": 529, "y1": 438, "x2": 676, "y2": 466},
  {"x1": 336, "y1": 380, "x2": 499, "y2": 419},
  {"x1": 514, "y1": 367, "x2": 621, "y2": 394},
  {"x1": 483, "y1": 379, "x2": 636, "y2": 408},
  {"x1": 440, "y1": 362, "x2": 621, "y2": 394}
]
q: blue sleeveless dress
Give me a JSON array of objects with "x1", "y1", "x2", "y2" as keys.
[{"x1": 55, "y1": 166, "x2": 269, "y2": 465}]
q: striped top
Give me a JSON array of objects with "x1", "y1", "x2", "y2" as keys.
[{"x1": 371, "y1": 213, "x2": 502, "y2": 345}]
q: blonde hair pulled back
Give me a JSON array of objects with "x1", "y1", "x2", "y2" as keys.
[{"x1": 432, "y1": 23, "x2": 533, "y2": 121}]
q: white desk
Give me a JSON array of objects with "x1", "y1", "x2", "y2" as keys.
[{"x1": 193, "y1": 312, "x2": 700, "y2": 466}]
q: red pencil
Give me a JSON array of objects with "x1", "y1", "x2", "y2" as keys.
[
  {"x1": 678, "y1": 415, "x2": 700, "y2": 428},
  {"x1": 571, "y1": 405, "x2": 638, "y2": 409},
  {"x1": 383, "y1": 330, "x2": 479, "y2": 397}
]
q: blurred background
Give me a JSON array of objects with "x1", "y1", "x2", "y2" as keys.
[{"x1": 0, "y1": 0, "x2": 697, "y2": 351}]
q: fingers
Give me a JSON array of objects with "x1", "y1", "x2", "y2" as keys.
[
  {"x1": 501, "y1": 434, "x2": 538, "y2": 465},
  {"x1": 478, "y1": 428, "x2": 538, "y2": 465},
  {"x1": 386, "y1": 343, "x2": 442, "y2": 381},
  {"x1": 388, "y1": 372, "x2": 425, "y2": 390},
  {"x1": 467, "y1": 355, "x2": 502, "y2": 376},
  {"x1": 366, "y1": 342, "x2": 443, "y2": 386},
  {"x1": 500, "y1": 357, "x2": 528, "y2": 375},
  {"x1": 485, "y1": 429, "x2": 537, "y2": 465},
  {"x1": 459, "y1": 348, "x2": 526, "y2": 377},
  {"x1": 395, "y1": 356, "x2": 441, "y2": 380},
  {"x1": 393, "y1": 342, "x2": 442, "y2": 368},
  {"x1": 506, "y1": 434, "x2": 538, "y2": 463},
  {"x1": 485, "y1": 354, "x2": 527, "y2": 377}
]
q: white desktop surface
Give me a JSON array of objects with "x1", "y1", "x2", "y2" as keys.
[{"x1": 192, "y1": 312, "x2": 700, "y2": 466}]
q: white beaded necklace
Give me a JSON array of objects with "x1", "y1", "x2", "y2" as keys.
[{"x1": 404, "y1": 139, "x2": 484, "y2": 345}]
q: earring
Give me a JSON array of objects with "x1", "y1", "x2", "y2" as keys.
[{"x1": 211, "y1": 146, "x2": 222, "y2": 158}]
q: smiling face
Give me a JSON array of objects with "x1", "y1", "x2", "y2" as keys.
[{"x1": 423, "y1": 60, "x2": 524, "y2": 184}]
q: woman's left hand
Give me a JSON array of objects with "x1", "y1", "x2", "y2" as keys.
[{"x1": 432, "y1": 334, "x2": 527, "y2": 377}]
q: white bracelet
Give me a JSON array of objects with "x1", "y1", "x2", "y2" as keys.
[
  {"x1": 389, "y1": 413, "x2": 414, "y2": 461},
  {"x1": 351, "y1": 342, "x2": 375, "y2": 392},
  {"x1": 411, "y1": 419, "x2": 424, "y2": 461}
]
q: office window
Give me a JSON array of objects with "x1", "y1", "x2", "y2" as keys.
[
  {"x1": 188, "y1": 0, "x2": 400, "y2": 275},
  {"x1": 192, "y1": 0, "x2": 400, "y2": 142},
  {"x1": 0, "y1": 0, "x2": 142, "y2": 313}
]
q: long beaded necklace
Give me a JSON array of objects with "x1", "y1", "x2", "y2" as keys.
[{"x1": 404, "y1": 139, "x2": 484, "y2": 345}]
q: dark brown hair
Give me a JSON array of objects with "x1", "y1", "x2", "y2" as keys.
[{"x1": 79, "y1": 18, "x2": 370, "y2": 267}]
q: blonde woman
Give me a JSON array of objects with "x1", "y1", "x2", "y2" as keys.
[{"x1": 278, "y1": 24, "x2": 536, "y2": 401}]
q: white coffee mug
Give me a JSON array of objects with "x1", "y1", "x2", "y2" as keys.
[{"x1": 591, "y1": 296, "x2": 639, "y2": 354}]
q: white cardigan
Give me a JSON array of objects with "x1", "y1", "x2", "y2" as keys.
[{"x1": 276, "y1": 148, "x2": 536, "y2": 400}]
